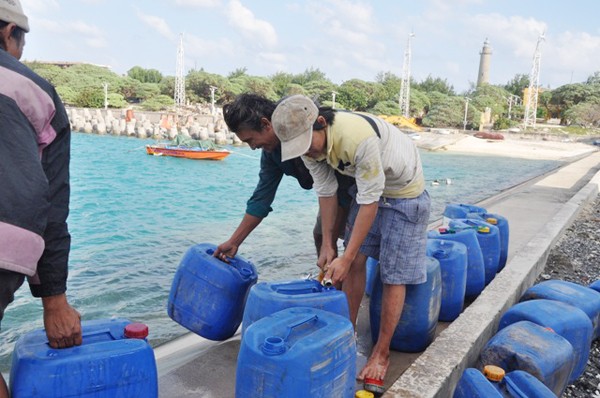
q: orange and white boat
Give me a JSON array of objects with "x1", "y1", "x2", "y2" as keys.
[{"x1": 145, "y1": 142, "x2": 231, "y2": 161}]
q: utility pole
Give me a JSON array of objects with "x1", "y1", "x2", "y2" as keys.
[
  {"x1": 331, "y1": 91, "x2": 338, "y2": 109},
  {"x1": 102, "y1": 82, "x2": 108, "y2": 110},
  {"x1": 463, "y1": 98, "x2": 471, "y2": 131},
  {"x1": 524, "y1": 32, "x2": 545, "y2": 129},
  {"x1": 399, "y1": 32, "x2": 415, "y2": 118},
  {"x1": 209, "y1": 86, "x2": 217, "y2": 115},
  {"x1": 175, "y1": 33, "x2": 186, "y2": 109}
]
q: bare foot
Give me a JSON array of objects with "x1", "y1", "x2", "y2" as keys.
[{"x1": 357, "y1": 350, "x2": 390, "y2": 381}]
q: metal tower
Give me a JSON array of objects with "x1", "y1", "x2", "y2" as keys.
[
  {"x1": 174, "y1": 33, "x2": 185, "y2": 108},
  {"x1": 399, "y1": 32, "x2": 415, "y2": 118},
  {"x1": 523, "y1": 33, "x2": 545, "y2": 129}
]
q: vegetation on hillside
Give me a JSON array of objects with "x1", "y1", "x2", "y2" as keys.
[{"x1": 25, "y1": 62, "x2": 600, "y2": 130}]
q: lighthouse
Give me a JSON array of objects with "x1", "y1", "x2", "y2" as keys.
[{"x1": 477, "y1": 38, "x2": 492, "y2": 86}]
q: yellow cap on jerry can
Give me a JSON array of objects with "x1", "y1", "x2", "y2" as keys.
[
  {"x1": 355, "y1": 390, "x2": 375, "y2": 398},
  {"x1": 486, "y1": 217, "x2": 498, "y2": 225},
  {"x1": 483, "y1": 365, "x2": 505, "y2": 382}
]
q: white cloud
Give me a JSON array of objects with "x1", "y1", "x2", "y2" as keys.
[
  {"x1": 173, "y1": 0, "x2": 221, "y2": 7},
  {"x1": 226, "y1": 0, "x2": 278, "y2": 49},
  {"x1": 546, "y1": 31, "x2": 600, "y2": 83},
  {"x1": 137, "y1": 12, "x2": 176, "y2": 41},
  {"x1": 257, "y1": 52, "x2": 287, "y2": 71},
  {"x1": 185, "y1": 33, "x2": 235, "y2": 60},
  {"x1": 470, "y1": 13, "x2": 547, "y2": 59},
  {"x1": 34, "y1": 18, "x2": 107, "y2": 48},
  {"x1": 21, "y1": 0, "x2": 59, "y2": 14}
]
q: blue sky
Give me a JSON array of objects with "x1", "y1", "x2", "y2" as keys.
[{"x1": 20, "y1": 0, "x2": 600, "y2": 93}]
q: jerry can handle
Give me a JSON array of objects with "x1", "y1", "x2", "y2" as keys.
[
  {"x1": 283, "y1": 315, "x2": 319, "y2": 341},
  {"x1": 275, "y1": 281, "x2": 320, "y2": 295}
]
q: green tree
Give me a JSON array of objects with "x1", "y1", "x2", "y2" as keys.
[
  {"x1": 564, "y1": 102, "x2": 600, "y2": 127},
  {"x1": 504, "y1": 73, "x2": 529, "y2": 97},
  {"x1": 227, "y1": 67, "x2": 248, "y2": 79},
  {"x1": 75, "y1": 87, "x2": 105, "y2": 108},
  {"x1": 586, "y1": 71, "x2": 600, "y2": 85},
  {"x1": 337, "y1": 79, "x2": 372, "y2": 111},
  {"x1": 304, "y1": 80, "x2": 338, "y2": 105},
  {"x1": 159, "y1": 76, "x2": 175, "y2": 97},
  {"x1": 291, "y1": 67, "x2": 329, "y2": 86},
  {"x1": 423, "y1": 96, "x2": 472, "y2": 129},
  {"x1": 414, "y1": 75, "x2": 455, "y2": 96},
  {"x1": 118, "y1": 77, "x2": 143, "y2": 100},
  {"x1": 127, "y1": 66, "x2": 163, "y2": 83},
  {"x1": 270, "y1": 71, "x2": 294, "y2": 98},
  {"x1": 470, "y1": 84, "x2": 510, "y2": 122},
  {"x1": 187, "y1": 69, "x2": 232, "y2": 103},
  {"x1": 375, "y1": 71, "x2": 402, "y2": 101},
  {"x1": 141, "y1": 95, "x2": 175, "y2": 111},
  {"x1": 55, "y1": 86, "x2": 78, "y2": 106},
  {"x1": 410, "y1": 89, "x2": 430, "y2": 118},
  {"x1": 284, "y1": 83, "x2": 306, "y2": 96},
  {"x1": 107, "y1": 93, "x2": 127, "y2": 108},
  {"x1": 371, "y1": 100, "x2": 400, "y2": 116}
]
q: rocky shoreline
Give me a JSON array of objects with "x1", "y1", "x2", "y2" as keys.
[
  {"x1": 540, "y1": 196, "x2": 600, "y2": 397},
  {"x1": 66, "y1": 106, "x2": 243, "y2": 146}
]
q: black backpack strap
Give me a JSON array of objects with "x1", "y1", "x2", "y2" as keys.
[{"x1": 338, "y1": 110, "x2": 380, "y2": 138}]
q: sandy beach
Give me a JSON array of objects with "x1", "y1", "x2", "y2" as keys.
[{"x1": 416, "y1": 131, "x2": 598, "y2": 161}]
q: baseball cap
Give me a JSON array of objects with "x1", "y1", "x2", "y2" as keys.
[
  {"x1": 0, "y1": 0, "x2": 29, "y2": 32},
  {"x1": 272, "y1": 95, "x2": 318, "y2": 161}
]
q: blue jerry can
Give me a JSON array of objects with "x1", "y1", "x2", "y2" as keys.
[
  {"x1": 443, "y1": 203, "x2": 487, "y2": 223},
  {"x1": 449, "y1": 218, "x2": 500, "y2": 286},
  {"x1": 10, "y1": 318, "x2": 158, "y2": 398},
  {"x1": 428, "y1": 227, "x2": 485, "y2": 299},
  {"x1": 370, "y1": 257, "x2": 441, "y2": 352},
  {"x1": 236, "y1": 307, "x2": 356, "y2": 398},
  {"x1": 167, "y1": 242, "x2": 258, "y2": 340},
  {"x1": 241, "y1": 278, "x2": 349, "y2": 334},
  {"x1": 521, "y1": 279, "x2": 600, "y2": 340},
  {"x1": 427, "y1": 239, "x2": 468, "y2": 322},
  {"x1": 478, "y1": 320, "x2": 574, "y2": 396},
  {"x1": 467, "y1": 212, "x2": 509, "y2": 272},
  {"x1": 499, "y1": 299, "x2": 593, "y2": 383},
  {"x1": 454, "y1": 367, "x2": 556, "y2": 398}
]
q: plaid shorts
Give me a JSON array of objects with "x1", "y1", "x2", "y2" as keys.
[
  {"x1": 345, "y1": 190, "x2": 431, "y2": 285},
  {"x1": 0, "y1": 269, "x2": 25, "y2": 328}
]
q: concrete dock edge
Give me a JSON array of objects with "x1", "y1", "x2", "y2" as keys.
[{"x1": 385, "y1": 169, "x2": 600, "y2": 398}]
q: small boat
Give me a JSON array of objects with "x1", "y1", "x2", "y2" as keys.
[
  {"x1": 145, "y1": 144, "x2": 231, "y2": 160},
  {"x1": 474, "y1": 132, "x2": 504, "y2": 140},
  {"x1": 145, "y1": 135, "x2": 231, "y2": 160}
]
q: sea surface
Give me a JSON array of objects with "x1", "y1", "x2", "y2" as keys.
[{"x1": 0, "y1": 132, "x2": 562, "y2": 371}]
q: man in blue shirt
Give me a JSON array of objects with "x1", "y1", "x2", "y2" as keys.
[{"x1": 214, "y1": 93, "x2": 353, "y2": 262}]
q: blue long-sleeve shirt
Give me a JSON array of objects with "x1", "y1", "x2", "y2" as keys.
[{"x1": 246, "y1": 145, "x2": 354, "y2": 218}]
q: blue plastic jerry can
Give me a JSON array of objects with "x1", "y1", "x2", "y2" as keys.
[{"x1": 10, "y1": 318, "x2": 158, "y2": 398}]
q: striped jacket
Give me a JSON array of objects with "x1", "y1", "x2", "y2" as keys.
[{"x1": 0, "y1": 48, "x2": 71, "y2": 297}]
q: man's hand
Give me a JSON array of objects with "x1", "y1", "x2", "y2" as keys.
[
  {"x1": 42, "y1": 294, "x2": 82, "y2": 349},
  {"x1": 324, "y1": 255, "x2": 353, "y2": 285},
  {"x1": 317, "y1": 244, "x2": 337, "y2": 271},
  {"x1": 214, "y1": 240, "x2": 238, "y2": 263}
]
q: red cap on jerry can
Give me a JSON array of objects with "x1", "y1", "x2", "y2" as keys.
[{"x1": 124, "y1": 323, "x2": 149, "y2": 339}]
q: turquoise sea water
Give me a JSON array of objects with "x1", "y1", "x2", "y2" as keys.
[{"x1": 0, "y1": 132, "x2": 561, "y2": 371}]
